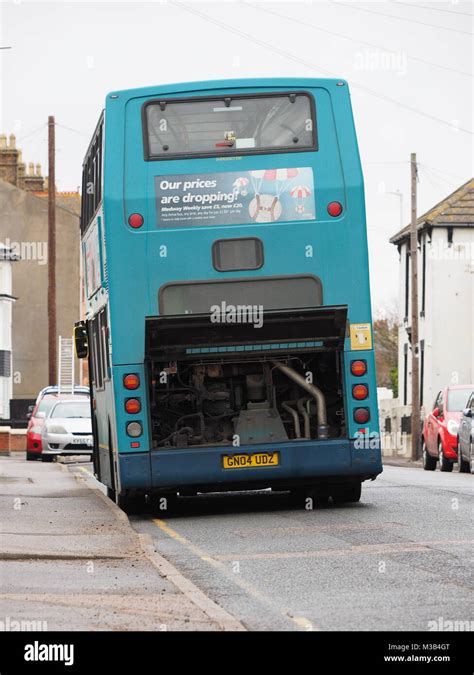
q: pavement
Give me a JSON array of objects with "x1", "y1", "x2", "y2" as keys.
[{"x1": 0, "y1": 454, "x2": 243, "y2": 631}]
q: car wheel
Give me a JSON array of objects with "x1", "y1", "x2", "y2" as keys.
[
  {"x1": 470, "y1": 441, "x2": 474, "y2": 475},
  {"x1": 41, "y1": 455, "x2": 54, "y2": 462},
  {"x1": 456, "y1": 438, "x2": 470, "y2": 473},
  {"x1": 422, "y1": 439, "x2": 436, "y2": 471},
  {"x1": 438, "y1": 440, "x2": 453, "y2": 472},
  {"x1": 26, "y1": 452, "x2": 39, "y2": 461},
  {"x1": 331, "y1": 482, "x2": 362, "y2": 504}
]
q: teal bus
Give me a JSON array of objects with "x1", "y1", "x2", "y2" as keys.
[{"x1": 75, "y1": 78, "x2": 382, "y2": 513}]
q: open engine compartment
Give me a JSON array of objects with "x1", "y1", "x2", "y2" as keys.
[
  {"x1": 145, "y1": 305, "x2": 349, "y2": 450},
  {"x1": 147, "y1": 351, "x2": 347, "y2": 449}
]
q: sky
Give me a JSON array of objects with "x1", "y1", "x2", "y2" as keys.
[{"x1": 0, "y1": 0, "x2": 472, "y2": 312}]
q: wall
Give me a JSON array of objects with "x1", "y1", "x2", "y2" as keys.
[
  {"x1": 0, "y1": 179, "x2": 80, "y2": 403},
  {"x1": 397, "y1": 227, "x2": 474, "y2": 416}
]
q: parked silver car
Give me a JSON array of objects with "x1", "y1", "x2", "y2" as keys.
[{"x1": 41, "y1": 399, "x2": 93, "y2": 458}]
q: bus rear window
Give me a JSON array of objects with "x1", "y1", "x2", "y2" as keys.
[{"x1": 144, "y1": 92, "x2": 316, "y2": 159}]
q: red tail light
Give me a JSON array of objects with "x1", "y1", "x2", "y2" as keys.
[
  {"x1": 354, "y1": 408, "x2": 370, "y2": 424},
  {"x1": 128, "y1": 213, "x2": 144, "y2": 229},
  {"x1": 352, "y1": 384, "x2": 368, "y2": 400},
  {"x1": 125, "y1": 398, "x2": 141, "y2": 414},
  {"x1": 327, "y1": 201, "x2": 343, "y2": 217},
  {"x1": 123, "y1": 374, "x2": 140, "y2": 390},
  {"x1": 351, "y1": 360, "x2": 367, "y2": 377}
]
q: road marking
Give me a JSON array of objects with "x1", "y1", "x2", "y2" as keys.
[
  {"x1": 152, "y1": 518, "x2": 317, "y2": 631},
  {"x1": 212, "y1": 539, "x2": 474, "y2": 561}
]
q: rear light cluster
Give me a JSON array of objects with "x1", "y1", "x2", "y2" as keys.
[
  {"x1": 123, "y1": 374, "x2": 140, "y2": 390},
  {"x1": 126, "y1": 421, "x2": 142, "y2": 438},
  {"x1": 350, "y1": 360, "x2": 367, "y2": 377},
  {"x1": 350, "y1": 360, "x2": 370, "y2": 424},
  {"x1": 124, "y1": 374, "x2": 143, "y2": 440},
  {"x1": 125, "y1": 398, "x2": 141, "y2": 414}
]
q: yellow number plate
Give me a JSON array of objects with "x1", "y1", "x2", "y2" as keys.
[{"x1": 222, "y1": 452, "x2": 279, "y2": 469}]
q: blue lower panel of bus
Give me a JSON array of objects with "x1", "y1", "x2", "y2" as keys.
[{"x1": 118, "y1": 439, "x2": 382, "y2": 491}]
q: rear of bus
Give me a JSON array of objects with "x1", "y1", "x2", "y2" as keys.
[{"x1": 101, "y1": 78, "x2": 382, "y2": 505}]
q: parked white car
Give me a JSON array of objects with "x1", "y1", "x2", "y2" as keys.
[{"x1": 41, "y1": 400, "x2": 93, "y2": 458}]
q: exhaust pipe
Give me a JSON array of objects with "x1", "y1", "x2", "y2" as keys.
[
  {"x1": 272, "y1": 361, "x2": 329, "y2": 439},
  {"x1": 297, "y1": 397, "x2": 311, "y2": 440},
  {"x1": 282, "y1": 401, "x2": 302, "y2": 439}
]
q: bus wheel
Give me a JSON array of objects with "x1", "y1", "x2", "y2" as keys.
[
  {"x1": 331, "y1": 482, "x2": 361, "y2": 504},
  {"x1": 116, "y1": 493, "x2": 146, "y2": 515},
  {"x1": 290, "y1": 487, "x2": 329, "y2": 508}
]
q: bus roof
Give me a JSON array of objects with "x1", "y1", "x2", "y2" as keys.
[{"x1": 106, "y1": 77, "x2": 350, "y2": 101}]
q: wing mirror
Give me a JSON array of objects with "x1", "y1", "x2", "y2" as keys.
[
  {"x1": 463, "y1": 408, "x2": 472, "y2": 418},
  {"x1": 432, "y1": 407, "x2": 440, "y2": 417},
  {"x1": 74, "y1": 321, "x2": 89, "y2": 359}
]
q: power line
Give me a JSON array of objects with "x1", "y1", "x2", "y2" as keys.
[
  {"x1": 172, "y1": 1, "x2": 473, "y2": 135},
  {"x1": 389, "y1": 1, "x2": 473, "y2": 18},
  {"x1": 332, "y1": 0, "x2": 473, "y2": 36},
  {"x1": 17, "y1": 123, "x2": 47, "y2": 143},
  {"x1": 55, "y1": 122, "x2": 89, "y2": 137},
  {"x1": 242, "y1": 2, "x2": 472, "y2": 79},
  {"x1": 418, "y1": 163, "x2": 470, "y2": 183}
]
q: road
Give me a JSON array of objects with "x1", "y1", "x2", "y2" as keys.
[{"x1": 125, "y1": 464, "x2": 474, "y2": 631}]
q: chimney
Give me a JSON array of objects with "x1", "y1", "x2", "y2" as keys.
[
  {"x1": 36, "y1": 163, "x2": 42, "y2": 177},
  {"x1": 9, "y1": 133, "x2": 16, "y2": 149},
  {"x1": 0, "y1": 134, "x2": 7, "y2": 150}
]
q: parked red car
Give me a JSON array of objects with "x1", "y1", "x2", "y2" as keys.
[
  {"x1": 422, "y1": 385, "x2": 474, "y2": 472},
  {"x1": 26, "y1": 386, "x2": 90, "y2": 461}
]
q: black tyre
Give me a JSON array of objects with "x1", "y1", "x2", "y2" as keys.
[
  {"x1": 26, "y1": 452, "x2": 39, "y2": 461},
  {"x1": 41, "y1": 455, "x2": 54, "y2": 463},
  {"x1": 116, "y1": 493, "x2": 146, "y2": 515},
  {"x1": 289, "y1": 486, "x2": 329, "y2": 509},
  {"x1": 456, "y1": 439, "x2": 470, "y2": 473},
  {"x1": 422, "y1": 439, "x2": 436, "y2": 471},
  {"x1": 438, "y1": 440, "x2": 453, "y2": 472},
  {"x1": 331, "y1": 482, "x2": 361, "y2": 504}
]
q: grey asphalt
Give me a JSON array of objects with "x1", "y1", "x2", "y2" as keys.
[{"x1": 129, "y1": 464, "x2": 474, "y2": 631}]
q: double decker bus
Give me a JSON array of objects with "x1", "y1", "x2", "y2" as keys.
[{"x1": 75, "y1": 78, "x2": 382, "y2": 513}]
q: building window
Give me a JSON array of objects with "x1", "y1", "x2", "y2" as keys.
[{"x1": 0, "y1": 349, "x2": 11, "y2": 377}]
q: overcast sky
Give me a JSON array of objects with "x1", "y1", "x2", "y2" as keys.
[{"x1": 1, "y1": 0, "x2": 472, "y2": 312}]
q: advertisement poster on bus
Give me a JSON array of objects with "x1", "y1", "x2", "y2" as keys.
[{"x1": 155, "y1": 167, "x2": 316, "y2": 227}]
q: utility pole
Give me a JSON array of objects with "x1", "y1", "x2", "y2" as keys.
[
  {"x1": 48, "y1": 116, "x2": 56, "y2": 385},
  {"x1": 410, "y1": 152, "x2": 420, "y2": 460}
]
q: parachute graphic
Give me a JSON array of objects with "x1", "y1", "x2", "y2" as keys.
[
  {"x1": 232, "y1": 176, "x2": 249, "y2": 196},
  {"x1": 248, "y1": 168, "x2": 300, "y2": 222},
  {"x1": 290, "y1": 185, "x2": 312, "y2": 214}
]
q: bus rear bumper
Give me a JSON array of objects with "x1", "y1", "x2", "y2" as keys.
[{"x1": 117, "y1": 438, "x2": 382, "y2": 493}]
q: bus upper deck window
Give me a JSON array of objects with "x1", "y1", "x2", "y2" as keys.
[{"x1": 143, "y1": 92, "x2": 316, "y2": 159}]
